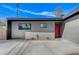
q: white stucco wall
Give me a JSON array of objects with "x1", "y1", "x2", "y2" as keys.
[
  {"x1": 0, "y1": 26, "x2": 6, "y2": 40},
  {"x1": 62, "y1": 15, "x2": 79, "y2": 44},
  {"x1": 12, "y1": 21, "x2": 55, "y2": 39}
]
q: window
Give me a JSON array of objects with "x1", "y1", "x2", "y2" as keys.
[
  {"x1": 18, "y1": 23, "x2": 31, "y2": 30},
  {"x1": 40, "y1": 23, "x2": 47, "y2": 28}
]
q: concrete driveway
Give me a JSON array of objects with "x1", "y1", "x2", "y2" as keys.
[{"x1": 0, "y1": 39, "x2": 79, "y2": 55}]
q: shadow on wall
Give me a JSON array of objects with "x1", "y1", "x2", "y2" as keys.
[{"x1": 61, "y1": 22, "x2": 65, "y2": 37}]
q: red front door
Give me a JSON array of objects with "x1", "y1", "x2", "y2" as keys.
[{"x1": 55, "y1": 22, "x2": 62, "y2": 38}]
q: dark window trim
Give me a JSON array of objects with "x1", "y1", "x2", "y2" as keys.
[
  {"x1": 40, "y1": 23, "x2": 48, "y2": 28},
  {"x1": 18, "y1": 23, "x2": 31, "y2": 30}
]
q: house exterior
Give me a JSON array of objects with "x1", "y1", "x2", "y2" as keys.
[
  {"x1": 7, "y1": 18, "x2": 63, "y2": 39},
  {"x1": 6, "y1": 7, "x2": 79, "y2": 40}
]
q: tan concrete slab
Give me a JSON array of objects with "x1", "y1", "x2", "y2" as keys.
[{"x1": 0, "y1": 39, "x2": 79, "y2": 55}]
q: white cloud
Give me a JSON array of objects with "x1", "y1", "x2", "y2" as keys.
[
  {"x1": 19, "y1": 9, "x2": 56, "y2": 17},
  {"x1": 40, "y1": 12, "x2": 55, "y2": 16},
  {"x1": 2, "y1": 5, "x2": 16, "y2": 11},
  {"x1": 1, "y1": 5, "x2": 56, "y2": 17}
]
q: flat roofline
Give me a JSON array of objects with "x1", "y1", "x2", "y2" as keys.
[
  {"x1": 7, "y1": 11, "x2": 79, "y2": 22},
  {"x1": 7, "y1": 7, "x2": 79, "y2": 22},
  {"x1": 63, "y1": 7, "x2": 79, "y2": 18},
  {"x1": 63, "y1": 7, "x2": 79, "y2": 21},
  {"x1": 7, "y1": 18, "x2": 63, "y2": 21},
  {"x1": 63, "y1": 11, "x2": 79, "y2": 21}
]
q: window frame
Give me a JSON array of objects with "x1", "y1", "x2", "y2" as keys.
[
  {"x1": 18, "y1": 23, "x2": 31, "y2": 30},
  {"x1": 40, "y1": 23, "x2": 48, "y2": 28}
]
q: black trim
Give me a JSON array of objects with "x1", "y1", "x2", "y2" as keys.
[
  {"x1": 7, "y1": 20, "x2": 12, "y2": 40},
  {"x1": 63, "y1": 11, "x2": 79, "y2": 21},
  {"x1": 8, "y1": 20, "x2": 63, "y2": 21},
  {"x1": 7, "y1": 11, "x2": 79, "y2": 22},
  {"x1": 7, "y1": 18, "x2": 63, "y2": 21}
]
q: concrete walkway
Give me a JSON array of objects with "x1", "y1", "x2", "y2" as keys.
[{"x1": 0, "y1": 39, "x2": 79, "y2": 55}]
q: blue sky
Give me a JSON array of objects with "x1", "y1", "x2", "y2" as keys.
[{"x1": 0, "y1": 3, "x2": 79, "y2": 20}]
